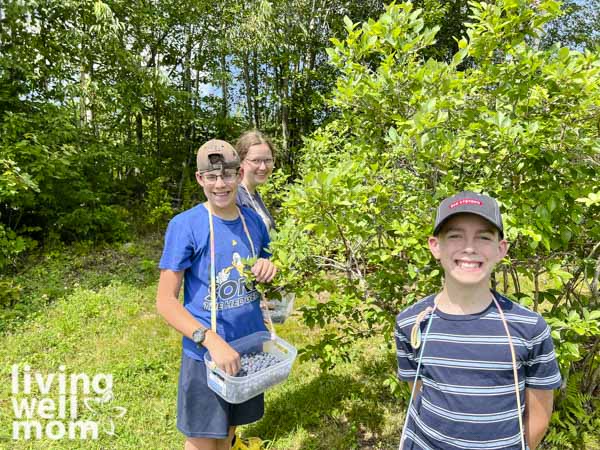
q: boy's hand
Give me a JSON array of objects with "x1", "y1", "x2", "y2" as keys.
[
  {"x1": 251, "y1": 258, "x2": 277, "y2": 283},
  {"x1": 203, "y1": 331, "x2": 241, "y2": 376}
]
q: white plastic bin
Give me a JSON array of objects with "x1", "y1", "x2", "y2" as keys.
[
  {"x1": 204, "y1": 331, "x2": 297, "y2": 404},
  {"x1": 268, "y1": 292, "x2": 295, "y2": 324}
]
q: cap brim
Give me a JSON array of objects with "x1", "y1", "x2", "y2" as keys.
[{"x1": 434, "y1": 212, "x2": 503, "y2": 238}]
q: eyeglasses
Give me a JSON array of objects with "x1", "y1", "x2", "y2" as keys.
[
  {"x1": 201, "y1": 169, "x2": 239, "y2": 184},
  {"x1": 245, "y1": 158, "x2": 274, "y2": 167}
]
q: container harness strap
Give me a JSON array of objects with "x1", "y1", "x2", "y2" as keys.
[
  {"x1": 207, "y1": 205, "x2": 276, "y2": 338},
  {"x1": 398, "y1": 294, "x2": 526, "y2": 450},
  {"x1": 240, "y1": 183, "x2": 273, "y2": 232},
  {"x1": 207, "y1": 206, "x2": 271, "y2": 450}
]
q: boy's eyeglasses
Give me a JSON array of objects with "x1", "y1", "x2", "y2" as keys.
[
  {"x1": 201, "y1": 169, "x2": 239, "y2": 184},
  {"x1": 245, "y1": 158, "x2": 274, "y2": 167}
]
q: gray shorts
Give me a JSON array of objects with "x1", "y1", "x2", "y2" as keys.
[{"x1": 177, "y1": 352, "x2": 264, "y2": 439}]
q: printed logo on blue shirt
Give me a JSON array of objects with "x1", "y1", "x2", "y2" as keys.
[{"x1": 202, "y1": 252, "x2": 260, "y2": 310}]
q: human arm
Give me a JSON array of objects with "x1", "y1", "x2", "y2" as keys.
[
  {"x1": 524, "y1": 388, "x2": 554, "y2": 450},
  {"x1": 156, "y1": 269, "x2": 240, "y2": 375},
  {"x1": 407, "y1": 380, "x2": 423, "y2": 393},
  {"x1": 522, "y1": 315, "x2": 562, "y2": 449},
  {"x1": 251, "y1": 258, "x2": 277, "y2": 283}
]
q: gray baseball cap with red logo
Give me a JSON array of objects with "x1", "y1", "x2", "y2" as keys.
[{"x1": 433, "y1": 191, "x2": 504, "y2": 237}]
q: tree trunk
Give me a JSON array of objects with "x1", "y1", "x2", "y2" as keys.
[
  {"x1": 126, "y1": 108, "x2": 132, "y2": 146},
  {"x1": 136, "y1": 112, "x2": 143, "y2": 152},
  {"x1": 150, "y1": 47, "x2": 161, "y2": 172},
  {"x1": 220, "y1": 52, "x2": 229, "y2": 119},
  {"x1": 89, "y1": 59, "x2": 97, "y2": 137},
  {"x1": 242, "y1": 51, "x2": 254, "y2": 127},
  {"x1": 278, "y1": 64, "x2": 290, "y2": 167},
  {"x1": 252, "y1": 50, "x2": 260, "y2": 129},
  {"x1": 154, "y1": 97, "x2": 161, "y2": 170},
  {"x1": 178, "y1": 25, "x2": 194, "y2": 209},
  {"x1": 79, "y1": 67, "x2": 87, "y2": 128}
]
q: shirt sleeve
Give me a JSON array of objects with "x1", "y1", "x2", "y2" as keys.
[
  {"x1": 395, "y1": 316, "x2": 418, "y2": 381},
  {"x1": 524, "y1": 315, "x2": 562, "y2": 390},
  {"x1": 158, "y1": 216, "x2": 196, "y2": 271},
  {"x1": 236, "y1": 188, "x2": 251, "y2": 209}
]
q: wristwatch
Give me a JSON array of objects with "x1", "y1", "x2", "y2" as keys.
[{"x1": 191, "y1": 327, "x2": 208, "y2": 348}]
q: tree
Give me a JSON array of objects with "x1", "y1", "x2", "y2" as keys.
[
  {"x1": 219, "y1": 0, "x2": 387, "y2": 176},
  {"x1": 541, "y1": 0, "x2": 600, "y2": 50},
  {"x1": 0, "y1": 0, "x2": 228, "y2": 255},
  {"x1": 272, "y1": 1, "x2": 600, "y2": 447}
]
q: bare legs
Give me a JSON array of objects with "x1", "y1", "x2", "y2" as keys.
[{"x1": 184, "y1": 427, "x2": 236, "y2": 450}]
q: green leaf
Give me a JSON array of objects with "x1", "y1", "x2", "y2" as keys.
[
  {"x1": 343, "y1": 16, "x2": 354, "y2": 31},
  {"x1": 558, "y1": 46, "x2": 570, "y2": 61},
  {"x1": 560, "y1": 229, "x2": 572, "y2": 244},
  {"x1": 588, "y1": 310, "x2": 600, "y2": 321}
]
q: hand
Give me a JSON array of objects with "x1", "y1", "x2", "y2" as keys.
[
  {"x1": 251, "y1": 258, "x2": 277, "y2": 283},
  {"x1": 203, "y1": 331, "x2": 240, "y2": 376}
]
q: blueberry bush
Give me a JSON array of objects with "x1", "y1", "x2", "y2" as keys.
[{"x1": 269, "y1": 1, "x2": 600, "y2": 448}]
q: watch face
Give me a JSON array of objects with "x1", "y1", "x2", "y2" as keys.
[{"x1": 192, "y1": 328, "x2": 206, "y2": 344}]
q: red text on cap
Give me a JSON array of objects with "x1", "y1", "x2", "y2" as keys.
[{"x1": 450, "y1": 199, "x2": 483, "y2": 208}]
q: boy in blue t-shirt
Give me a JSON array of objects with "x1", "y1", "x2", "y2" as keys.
[
  {"x1": 395, "y1": 191, "x2": 561, "y2": 450},
  {"x1": 156, "y1": 139, "x2": 277, "y2": 450}
]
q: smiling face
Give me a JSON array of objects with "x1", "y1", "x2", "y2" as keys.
[
  {"x1": 428, "y1": 213, "x2": 508, "y2": 289},
  {"x1": 241, "y1": 143, "x2": 274, "y2": 190},
  {"x1": 195, "y1": 167, "x2": 243, "y2": 218}
]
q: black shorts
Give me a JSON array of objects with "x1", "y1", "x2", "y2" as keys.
[{"x1": 177, "y1": 352, "x2": 264, "y2": 439}]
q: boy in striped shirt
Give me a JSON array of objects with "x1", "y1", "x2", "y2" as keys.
[{"x1": 395, "y1": 191, "x2": 561, "y2": 450}]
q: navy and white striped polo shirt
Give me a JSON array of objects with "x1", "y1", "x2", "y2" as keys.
[{"x1": 395, "y1": 292, "x2": 562, "y2": 450}]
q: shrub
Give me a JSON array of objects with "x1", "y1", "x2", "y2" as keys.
[
  {"x1": 272, "y1": 1, "x2": 600, "y2": 447},
  {"x1": 55, "y1": 205, "x2": 131, "y2": 243}
]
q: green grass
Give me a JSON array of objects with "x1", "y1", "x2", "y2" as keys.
[
  {"x1": 2, "y1": 235, "x2": 599, "y2": 449},
  {"x1": 0, "y1": 236, "x2": 405, "y2": 450},
  {"x1": 0, "y1": 235, "x2": 164, "y2": 333}
]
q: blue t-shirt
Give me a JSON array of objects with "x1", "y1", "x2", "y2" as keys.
[
  {"x1": 395, "y1": 292, "x2": 562, "y2": 450},
  {"x1": 159, "y1": 204, "x2": 271, "y2": 360}
]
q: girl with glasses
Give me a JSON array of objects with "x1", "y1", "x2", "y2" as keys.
[{"x1": 235, "y1": 131, "x2": 276, "y2": 232}]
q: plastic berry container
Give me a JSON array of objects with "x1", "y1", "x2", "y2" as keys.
[
  {"x1": 204, "y1": 331, "x2": 297, "y2": 404},
  {"x1": 268, "y1": 292, "x2": 296, "y2": 324}
]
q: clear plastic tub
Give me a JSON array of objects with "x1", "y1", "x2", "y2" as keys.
[
  {"x1": 204, "y1": 331, "x2": 297, "y2": 404},
  {"x1": 268, "y1": 292, "x2": 295, "y2": 324}
]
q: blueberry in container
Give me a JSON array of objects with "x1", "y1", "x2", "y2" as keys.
[{"x1": 204, "y1": 331, "x2": 297, "y2": 404}]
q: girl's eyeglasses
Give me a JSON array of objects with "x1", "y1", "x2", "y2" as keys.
[{"x1": 245, "y1": 158, "x2": 274, "y2": 167}]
